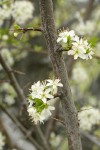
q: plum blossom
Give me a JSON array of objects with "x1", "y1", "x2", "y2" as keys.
[
  {"x1": 27, "y1": 107, "x2": 42, "y2": 124},
  {"x1": 57, "y1": 30, "x2": 94, "y2": 60},
  {"x1": 57, "y1": 30, "x2": 75, "y2": 43},
  {"x1": 40, "y1": 106, "x2": 55, "y2": 121},
  {"x1": 27, "y1": 79, "x2": 63, "y2": 124},
  {"x1": 47, "y1": 79, "x2": 63, "y2": 94},
  {"x1": 79, "y1": 106, "x2": 100, "y2": 131},
  {"x1": 38, "y1": 88, "x2": 54, "y2": 103},
  {"x1": 27, "y1": 104, "x2": 55, "y2": 124},
  {"x1": 11, "y1": 1, "x2": 34, "y2": 24}
]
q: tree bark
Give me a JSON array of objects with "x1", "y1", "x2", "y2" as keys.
[{"x1": 39, "y1": 0, "x2": 82, "y2": 150}]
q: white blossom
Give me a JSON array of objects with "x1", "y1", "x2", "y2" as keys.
[
  {"x1": 27, "y1": 79, "x2": 62, "y2": 124},
  {"x1": 40, "y1": 106, "x2": 55, "y2": 120},
  {"x1": 84, "y1": 50, "x2": 94, "y2": 60},
  {"x1": 2, "y1": 35, "x2": 9, "y2": 41},
  {"x1": 27, "y1": 105, "x2": 55, "y2": 124},
  {"x1": 11, "y1": 1, "x2": 34, "y2": 24},
  {"x1": 0, "y1": 132, "x2": 5, "y2": 150},
  {"x1": 27, "y1": 107, "x2": 42, "y2": 124},
  {"x1": 38, "y1": 88, "x2": 54, "y2": 103},
  {"x1": 47, "y1": 79, "x2": 63, "y2": 94},
  {"x1": 68, "y1": 36, "x2": 94, "y2": 59},
  {"x1": 78, "y1": 107, "x2": 100, "y2": 131},
  {"x1": 50, "y1": 132, "x2": 62, "y2": 147},
  {"x1": 4, "y1": 95, "x2": 15, "y2": 105},
  {"x1": 0, "y1": 5, "x2": 11, "y2": 26},
  {"x1": 57, "y1": 30, "x2": 94, "y2": 60},
  {"x1": 57, "y1": 30, "x2": 75, "y2": 43},
  {"x1": 74, "y1": 21, "x2": 96, "y2": 35},
  {"x1": 0, "y1": 83, "x2": 16, "y2": 105},
  {"x1": 31, "y1": 81, "x2": 44, "y2": 99},
  {"x1": 72, "y1": 64, "x2": 88, "y2": 82}
]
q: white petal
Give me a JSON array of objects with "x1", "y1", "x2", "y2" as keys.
[
  {"x1": 57, "y1": 37, "x2": 62, "y2": 43},
  {"x1": 68, "y1": 50, "x2": 74, "y2": 55},
  {"x1": 63, "y1": 37, "x2": 67, "y2": 43}
]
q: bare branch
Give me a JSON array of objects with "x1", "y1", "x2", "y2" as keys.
[
  {"x1": 84, "y1": 0, "x2": 95, "y2": 21},
  {"x1": 39, "y1": 0, "x2": 82, "y2": 150},
  {"x1": 82, "y1": 132, "x2": 100, "y2": 147},
  {"x1": 0, "y1": 53, "x2": 25, "y2": 105},
  {"x1": 35, "y1": 125, "x2": 51, "y2": 150},
  {"x1": 0, "y1": 104, "x2": 44, "y2": 150},
  {"x1": 9, "y1": 27, "x2": 44, "y2": 33}
]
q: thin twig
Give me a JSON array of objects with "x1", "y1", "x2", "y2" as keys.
[
  {"x1": 78, "y1": 108, "x2": 93, "y2": 113},
  {"x1": 51, "y1": 117, "x2": 65, "y2": 126},
  {"x1": 10, "y1": 69, "x2": 26, "y2": 75},
  {"x1": 0, "y1": 80, "x2": 10, "y2": 83},
  {"x1": 9, "y1": 27, "x2": 43, "y2": 33},
  {"x1": 0, "y1": 54, "x2": 25, "y2": 105},
  {"x1": 35, "y1": 125, "x2": 51, "y2": 150},
  {"x1": 94, "y1": 55, "x2": 100, "y2": 59},
  {"x1": 45, "y1": 101, "x2": 60, "y2": 139},
  {"x1": 82, "y1": 132, "x2": 100, "y2": 147}
]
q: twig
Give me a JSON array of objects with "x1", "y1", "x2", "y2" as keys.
[
  {"x1": 78, "y1": 108, "x2": 93, "y2": 113},
  {"x1": 9, "y1": 27, "x2": 43, "y2": 33},
  {"x1": 0, "y1": 104, "x2": 44, "y2": 150},
  {"x1": 45, "y1": 101, "x2": 60, "y2": 139},
  {"x1": 10, "y1": 69, "x2": 26, "y2": 75},
  {"x1": 82, "y1": 132, "x2": 100, "y2": 147},
  {"x1": 0, "y1": 54, "x2": 25, "y2": 105},
  {"x1": 94, "y1": 55, "x2": 100, "y2": 59},
  {"x1": 0, "y1": 80, "x2": 10, "y2": 83},
  {"x1": 35, "y1": 125, "x2": 51, "y2": 150},
  {"x1": 51, "y1": 117, "x2": 65, "y2": 126}
]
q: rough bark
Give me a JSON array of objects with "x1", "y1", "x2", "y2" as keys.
[{"x1": 39, "y1": 0, "x2": 82, "y2": 150}]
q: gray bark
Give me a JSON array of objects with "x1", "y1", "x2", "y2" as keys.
[{"x1": 39, "y1": 0, "x2": 82, "y2": 150}]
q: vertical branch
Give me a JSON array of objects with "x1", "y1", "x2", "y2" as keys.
[
  {"x1": 39, "y1": 0, "x2": 82, "y2": 150},
  {"x1": 84, "y1": 0, "x2": 95, "y2": 21}
]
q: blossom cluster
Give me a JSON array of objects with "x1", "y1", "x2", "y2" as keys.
[
  {"x1": 57, "y1": 30, "x2": 94, "y2": 60},
  {"x1": 78, "y1": 106, "x2": 100, "y2": 131},
  {"x1": 74, "y1": 7, "x2": 100, "y2": 36},
  {"x1": 11, "y1": 1, "x2": 34, "y2": 24},
  {"x1": 0, "y1": 1, "x2": 34, "y2": 26},
  {"x1": 0, "y1": 4, "x2": 11, "y2": 26},
  {"x1": 27, "y1": 79, "x2": 63, "y2": 124},
  {"x1": 72, "y1": 63, "x2": 88, "y2": 83},
  {"x1": 0, "y1": 132, "x2": 5, "y2": 150}
]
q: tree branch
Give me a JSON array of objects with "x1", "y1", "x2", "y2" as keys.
[
  {"x1": 84, "y1": 0, "x2": 95, "y2": 21},
  {"x1": 35, "y1": 125, "x2": 51, "y2": 150},
  {"x1": 0, "y1": 53, "x2": 25, "y2": 105},
  {"x1": 39, "y1": 0, "x2": 82, "y2": 150},
  {"x1": 0, "y1": 104, "x2": 44, "y2": 150},
  {"x1": 10, "y1": 27, "x2": 43, "y2": 33},
  {"x1": 82, "y1": 132, "x2": 100, "y2": 147}
]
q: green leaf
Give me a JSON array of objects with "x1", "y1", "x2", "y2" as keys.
[
  {"x1": 33, "y1": 98, "x2": 45, "y2": 113},
  {"x1": 88, "y1": 36, "x2": 99, "y2": 47},
  {"x1": 28, "y1": 94, "x2": 33, "y2": 101},
  {"x1": 20, "y1": 33, "x2": 24, "y2": 41},
  {"x1": 14, "y1": 24, "x2": 20, "y2": 30}
]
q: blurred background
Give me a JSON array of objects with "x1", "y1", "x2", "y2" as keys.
[{"x1": 0, "y1": 0, "x2": 100, "y2": 150}]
